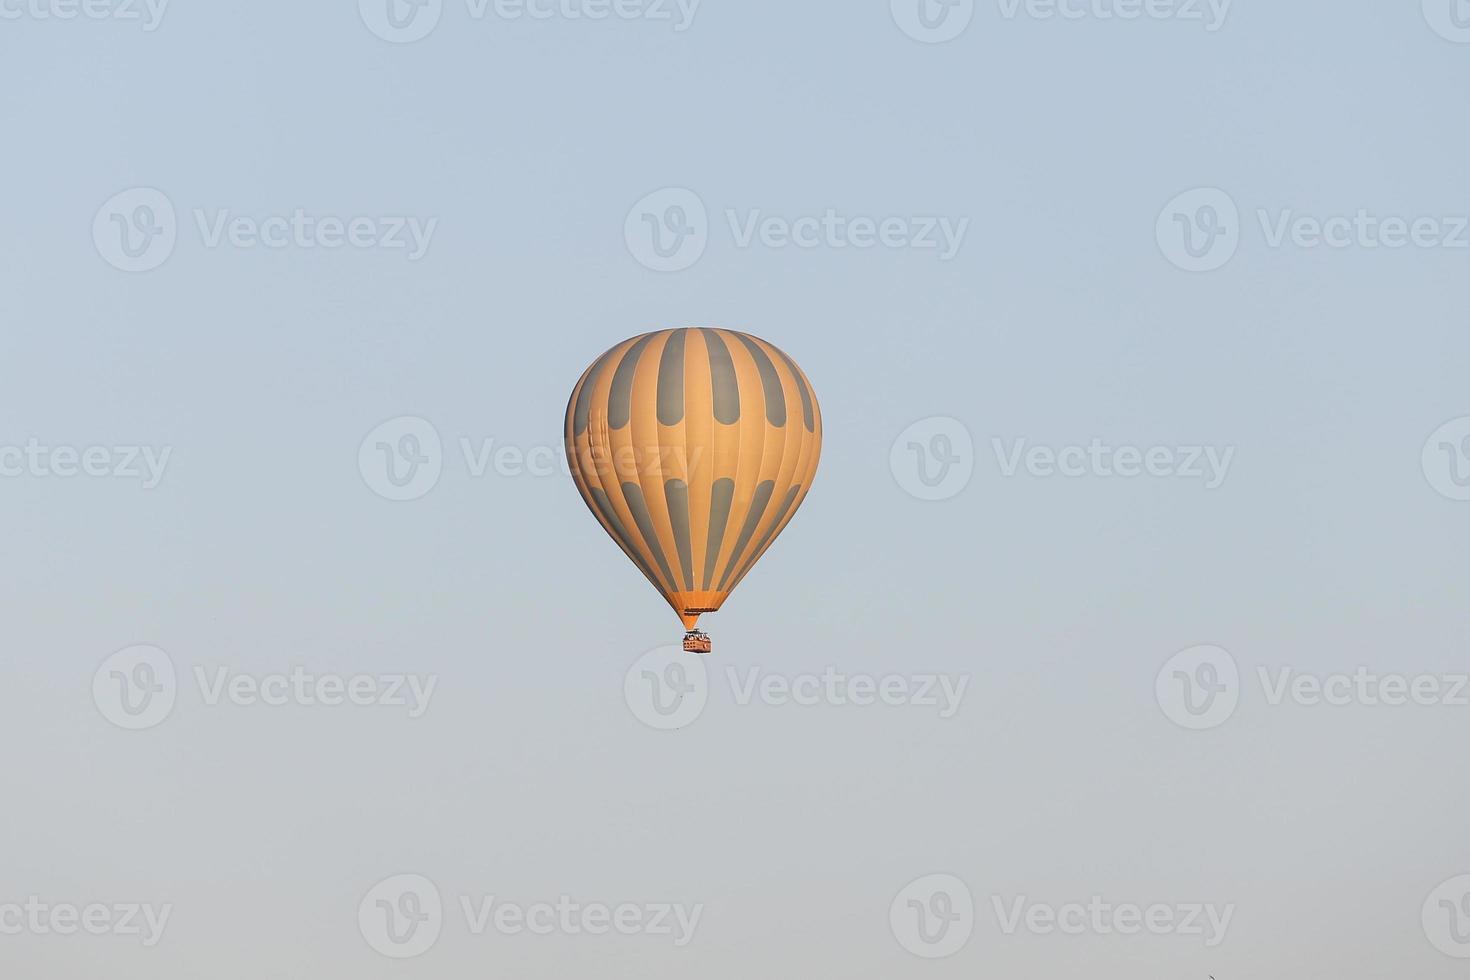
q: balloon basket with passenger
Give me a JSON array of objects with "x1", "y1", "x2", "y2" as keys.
[{"x1": 682, "y1": 630, "x2": 712, "y2": 655}]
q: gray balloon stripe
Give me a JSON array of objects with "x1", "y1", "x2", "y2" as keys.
[
  {"x1": 656, "y1": 328, "x2": 687, "y2": 426},
  {"x1": 700, "y1": 329, "x2": 740, "y2": 425},
  {"x1": 733, "y1": 333, "x2": 786, "y2": 427},
  {"x1": 702, "y1": 477, "x2": 735, "y2": 590},
  {"x1": 589, "y1": 486, "x2": 665, "y2": 593},
  {"x1": 608, "y1": 334, "x2": 656, "y2": 430},
  {"x1": 727, "y1": 484, "x2": 801, "y2": 592},
  {"x1": 717, "y1": 480, "x2": 775, "y2": 592},
  {"x1": 773, "y1": 346, "x2": 815, "y2": 432},
  {"x1": 664, "y1": 478, "x2": 695, "y2": 592},
  {"x1": 572, "y1": 346, "x2": 620, "y2": 436},
  {"x1": 620, "y1": 481, "x2": 680, "y2": 595}
]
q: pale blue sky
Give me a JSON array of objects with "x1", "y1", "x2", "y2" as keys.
[{"x1": 2, "y1": 1, "x2": 1469, "y2": 976}]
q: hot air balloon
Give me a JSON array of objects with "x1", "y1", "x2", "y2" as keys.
[{"x1": 564, "y1": 328, "x2": 822, "y2": 653}]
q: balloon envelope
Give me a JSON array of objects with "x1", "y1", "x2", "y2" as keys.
[{"x1": 564, "y1": 328, "x2": 822, "y2": 630}]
